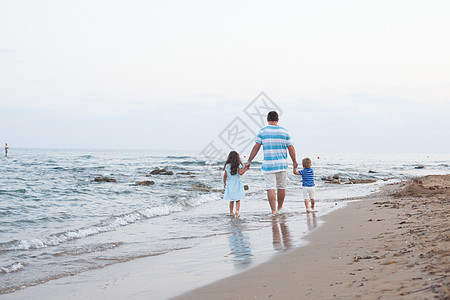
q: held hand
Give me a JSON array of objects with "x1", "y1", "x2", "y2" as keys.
[
  {"x1": 245, "y1": 162, "x2": 251, "y2": 169},
  {"x1": 293, "y1": 161, "x2": 298, "y2": 169}
]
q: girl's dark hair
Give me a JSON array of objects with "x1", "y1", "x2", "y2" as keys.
[{"x1": 224, "y1": 151, "x2": 242, "y2": 175}]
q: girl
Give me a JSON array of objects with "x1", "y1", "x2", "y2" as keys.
[{"x1": 223, "y1": 151, "x2": 249, "y2": 217}]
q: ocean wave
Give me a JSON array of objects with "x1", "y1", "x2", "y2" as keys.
[
  {"x1": 9, "y1": 215, "x2": 70, "y2": 226},
  {"x1": 180, "y1": 161, "x2": 207, "y2": 166},
  {"x1": 0, "y1": 262, "x2": 25, "y2": 274},
  {"x1": 166, "y1": 156, "x2": 193, "y2": 159},
  {"x1": 53, "y1": 242, "x2": 124, "y2": 256},
  {"x1": 0, "y1": 189, "x2": 26, "y2": 194},
  {"x1": 177, "y1": 160, "x2": 226, "y2": 167},
  {"x1": 184, "y1": 193, "x2": 221, "y2": 206},
  {"x1": 0, "y1": 193, "x2": 221, "y2": 252},
  {"x1": 51, "y1": 166, "x2": 66, "y2": 170}
]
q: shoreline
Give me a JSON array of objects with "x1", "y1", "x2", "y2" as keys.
[
  {"x1": 0, "y1": 192, "x2": 334, "y2": 299},
  {"x1": 174, "y1": 175, "x2": 449, "y2": 299},
  {"x1": 1, "y1": 175, "x2": 448, "y2": 299}
]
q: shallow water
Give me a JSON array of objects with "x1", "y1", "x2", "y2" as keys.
[{"x1": 0, "y1": 149, "x2": 448, "y2": 295}]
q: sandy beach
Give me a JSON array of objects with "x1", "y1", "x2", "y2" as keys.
[{"x1": 175, "y1": 175, "x2": 450, "y2": 299}]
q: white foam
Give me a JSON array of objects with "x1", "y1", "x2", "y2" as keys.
[
  {"x1": 316, "y1": 178, "x2": 401, "y2": 201},
  {"x1": 1, "y1": 193, "x2": 223, "y2": 252},
  {"x1": 0, "y1": 262, "x2": 25, "y2": 273}
]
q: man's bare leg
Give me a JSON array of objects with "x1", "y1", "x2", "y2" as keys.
[
  {"x1": 277, "y1": 189, "x2": 286, "y2": 211},
  {"x1": 267, "y1": 189, "x2": 277, "y2": 214}
]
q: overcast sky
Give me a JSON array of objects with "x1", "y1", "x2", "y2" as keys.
[{"x1": 1, "y1": 0, "x2": 449, "y2": 153}]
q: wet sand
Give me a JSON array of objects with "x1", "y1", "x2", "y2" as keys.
[{"x1": 174, "y1": 175, "x2": 450, "y2": 299}]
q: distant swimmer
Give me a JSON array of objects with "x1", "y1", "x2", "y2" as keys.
[{"x1": 5, "y1": 143, "x2": 8, "y2": 157}]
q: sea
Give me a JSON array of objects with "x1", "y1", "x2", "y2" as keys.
[{"x1": 0, "y1": 149, "x2": 449, "y2": 298}]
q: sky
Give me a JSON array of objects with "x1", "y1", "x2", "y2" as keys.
[{"x1": 0, "y1": 0, "x2": 449, "y2": 153}]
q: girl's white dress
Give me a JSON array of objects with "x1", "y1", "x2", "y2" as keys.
[{"x1": 224, "y1": 164, "x2": 245, "y2": 201}]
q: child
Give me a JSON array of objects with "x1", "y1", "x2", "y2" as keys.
[
  {"x1": 294, "y1": 157, "x2": 316, "y2": 213},
  {"x1": 223, "y1": 151, "x2": 249, "y2": 217}
]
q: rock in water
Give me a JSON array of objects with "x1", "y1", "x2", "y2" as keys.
[
  {"x1": 94, "y1": 177, "x2": 117, "y2": 183},
  {"x1": 178, "y1": 172, "x2": 194, "y2": 175},
  {"x1": 244, "y1": 185, "x2": 249, "y2": 190},
  {"x1": 189, "y1": 183, "x2": 211, "y2": 192},
  {"x1": 150, "y1": 168, "x2": 165, "y2": 175},
  {"x1": 161, "y1": 171, "x2": 174, "y2": 175},
  {"x1": 347, "y1": 178, "x2": 377, "y2": 184},
  {"x1": 326, "y1": 179, "x2": 341, "y2": 184},
  {"x1": 322, "y1": 176, "x2": 340, "y2": 184},
  {"x1": 150, "y1": 168, "x2": 173, "y2": 175},
  {"x1": 136, "y1": 180, "x2": 155, "y2": 186}
]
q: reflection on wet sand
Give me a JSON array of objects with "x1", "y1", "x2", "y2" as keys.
[
  {"x1": 307, "y1": 212, "x2": 317, "y2": 231},
  {"x1": 271, "y1": 215, "x2": 292, "y2": 251},
  {"x1": 227, "y1": 219, "x2": 253, "y2": 269}
]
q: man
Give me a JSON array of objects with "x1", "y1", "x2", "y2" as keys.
[
  {"x1": 4, "y1": 143, "x2": 8, "y2": 157},
  {"x1": 245, "y1": 111, "x2": 297, "y2": 214}
]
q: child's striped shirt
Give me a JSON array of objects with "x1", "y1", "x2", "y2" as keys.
[{"x1": 298, "y1": 168, "x2": 315, "y2": 187}]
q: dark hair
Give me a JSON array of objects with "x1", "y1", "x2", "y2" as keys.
[
  {"x1": 267, "y1": 111, "x2": 278, "y2": 122},
  {"x1": 224, "y1": 151, "x2": 242, "y2": 175}
]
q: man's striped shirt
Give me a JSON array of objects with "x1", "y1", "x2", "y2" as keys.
[{"x1": 255, "y1": 125, "x2": 293, "y2": 173}]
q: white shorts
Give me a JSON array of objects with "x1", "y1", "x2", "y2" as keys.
[
  {"x1": 303, "y1": 186, "x2": 315, "y2": 200},
  {"x1": 264, "y1": 171, "x2": 287, "y2": 190}
]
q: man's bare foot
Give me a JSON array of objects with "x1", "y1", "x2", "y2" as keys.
[{"x1": 235, "y1": 211, "x2": 239, "y2": 217}]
